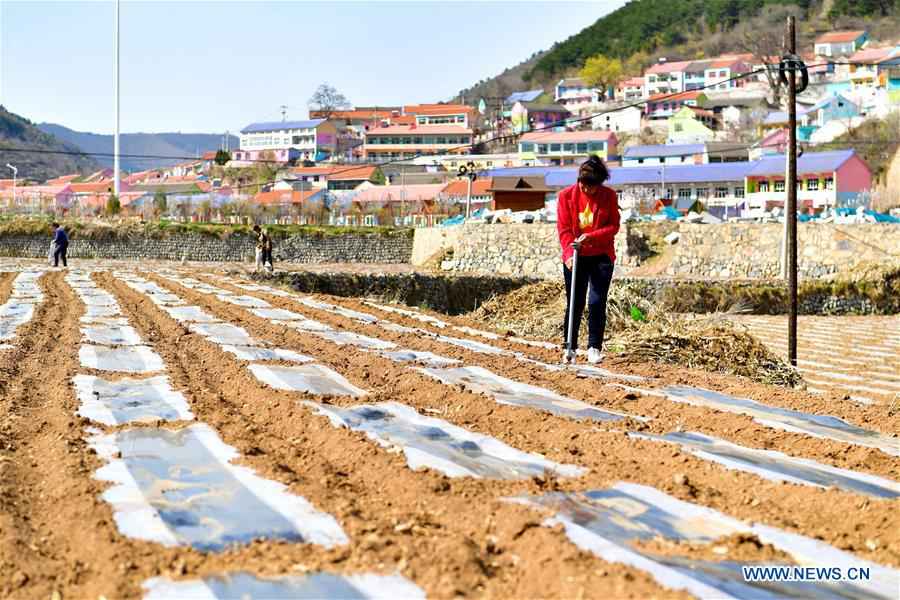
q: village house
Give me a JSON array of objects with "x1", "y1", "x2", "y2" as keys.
[
  {"x1": 814, "y1": 30, "x2": 868, "y2": 58},
  {"x1": 644, "y1": 60, "x2": 693, "y2": 96},
  {"x1": 0, "y1": 183, "x2": 75, "y2": 214},
  {"x1": 362, "y1": 125, "x2": 473, "y2": 162},
  {"x1": 509, "y1": 101, "x2": 570, "y2": 133},
  {"x1": 518, "y1": 130, "x2": 618, "y2": 165},
  {"x1": 488, "y1": 176, "x2": 552, "y2": 212},
  {"x1": 621, "y1": 141, "x2": 747, "y2": 166},
  {"x1": 437, "y1": 178, "x2": 494, "y2": 208},
  {"x1": 505, "y1": 90, "x2": 544, "y2": 105},
  {"x1": 667, "y1": 106, "x2": 718, "y2": 144},
  {"x1": 279, "y1": 165, "x2": 384, "y2": 191},
  {"x1": 433, "y1": 153, "x2": 541, "y2": 171},
  {"x1": 745, "y1": 149, "x2": 871, "y2": 213},
  {"x1": 615, "y1": 77, "x2": 646, "y2": 101},
  {"x1": 591, "y1": 105, "x2": 643, "y2": 134},
  {"x1": 349, "y1": 183, "x2": 446, "y2": 227},
  {"x1": 233, "y1": 119, "x2": 339, "y2": 164},
  {"x1": 555, "y1": 77, "x2": 601, "y2": 110},
  {"x1": 703, "y1": 56, "x2": 751, "y2": 91},
  {"x1": 645, "y1": 90, "x2": 707, "y2": 120},
  {"x1": 760, "y1": 93, "x2": 860, "y2": 142}
]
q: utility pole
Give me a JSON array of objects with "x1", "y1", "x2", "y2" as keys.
[
  {"x1": 5, "y1": 164, "x2": 16, "y2": 210},
  {"x1": 114, "y1": 0, "x2": 121, "y2": 198},
  {"x1": 785, "y1": 15, "x2": 799, "y2": 367}
]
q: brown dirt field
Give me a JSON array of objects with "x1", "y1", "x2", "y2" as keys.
[
  {"x1": 165, "y1": 273, "x2": 900, "y2": 564},
  {"x1": 0, "y1": 263, "x2": 896, "y2": 599}
]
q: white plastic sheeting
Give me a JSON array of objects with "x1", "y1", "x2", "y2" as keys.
[
  {"x1": 217, "y1": 294, "x2": 272, "y2": 309},
  {"x1": 418, "y1": 365, "x2": 635, "y2": 423},
  {"x1": 142, "y1": 571, "x2": 425, "y2": 600},
  {"x1": 81, "y1": 324, "x2": 144, "y2": 346},
  {"x1": 514, "y1": 482, "x2": 899, "y2": 600},
  {"x1": 188, "y1": 322, "x2": 256, "y2": 346},
  {"x1": 0, "y1": 271, "x2": 45, "y2": 343},
  {"x1": 250, "y1": 364, "x2": 367, "y2": 397},
  {"x1": 220, "y1": 345, "x2": 314, "y2": 363},
  {"x1": 379, "y1": 350, "x2": 461, "y2": 368},
  {"x1": 631, "y1": 431, "x2": 900, "y2": 499},
  {"x1": 79, "y1": 344, "x2": 165, "y2": 374},
  {"x1": 160, "y1": 305, "x2": 221, "y2": 323},
  {"x1": 89, "y1": 424, "x2": 348, "y2": 551},
  {"x1": 309, "y1": 401, "x2": 584, "y2": 479},
  {"x1": 74, "y1": 374, "x2": 193, "y2": 426},
  {"x1": 653, "y1": 385, "x2": 900, "y2": 457}
]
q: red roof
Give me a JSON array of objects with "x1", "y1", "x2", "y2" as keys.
[
  {"x1": 45, "y1": 174, "x2": 81, "y2": 185},
  {"x1": 70, "y1": 181, "x2": 128, "y2": 194},
  {"x1": 403, "y1": 103, "x2": 474, "y2": 116},
  {"x1": 253, "y1": 189, "x2": 320, "y2": 205},
  {"x1": 648, "y1": 90, "x2": 704, "y2": 102},
  {"x1": 849, "y1": 46, "x2": 895, "y2": 64},
  {"x1": 645, "y1": 60, "x2": 693, "y2": 74},
  {"x1": 708, "y1": 57, "x2": 747, "y2": 69},
  {"x1": 816, "y1": 30, "x2": 865, "y2": 44},
  {"x1": 618, "y1": 77, "x2": 645, "y2": 88},
  {"x1": 312, "y1": 108, "x2": 401, "y2": 121},
  {"x1": 520, "y1": 130, "x2": 616, "y2": 143},
  {"x1": 440, "y1": 178, "x2": 493, "y2": 196},
  {"x1": 290, "y1": 165, "x2": 379, "y2": 181},
  {"x1": 202, "y1": 151, "x2": 217, "y2": 160},
  {"x1": 365, "y1": 124, "x2": 473, "y2": 136}
]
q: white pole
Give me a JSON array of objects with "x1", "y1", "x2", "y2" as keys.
[
  {"x1": 113, "y1": 0, "x2": 121, "y2": 197},
  {"x1": 465, "y1": 175, "x2": 472, "y2": 220}
]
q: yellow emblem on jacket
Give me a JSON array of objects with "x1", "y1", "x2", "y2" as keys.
[{"x1": 578, "y1": 202, "x2": 594, "y2": 230}]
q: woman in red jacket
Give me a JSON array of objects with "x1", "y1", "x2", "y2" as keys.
[{"x1": 556, "y1": 155, "x2": 620, "y2": 364}]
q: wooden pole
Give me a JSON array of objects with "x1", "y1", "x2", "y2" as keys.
[{"x1": 786, "y1": 16, "x2": 799, "y2": 367}]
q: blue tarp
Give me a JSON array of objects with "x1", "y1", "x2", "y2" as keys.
[{"x1": 656, "y1": 206, "x2": 681, "y2": 220}]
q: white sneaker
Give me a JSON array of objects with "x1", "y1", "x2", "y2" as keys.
[{"x1": 587, "y1": 347, "x2": 603, "y2": 364}]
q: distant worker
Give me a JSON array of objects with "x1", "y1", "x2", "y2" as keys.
[
  {"x1": 51, "y1": 222, "x2": 69, "y2": 268},
  {"x1": 252, "y1": 224, "x2": 274, "y2": 273},
  {"x1": 557, "y1": 155, "x2": 620, "y2": 364}
]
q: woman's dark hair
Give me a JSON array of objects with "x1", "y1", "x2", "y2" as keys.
[{"x1": 578, "y1": 155, "x2": 609, "y2": 186}]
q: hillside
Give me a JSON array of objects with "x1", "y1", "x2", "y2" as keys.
[
  {"x1": 0, "y1": 107, "x2": 101, "y2": 181},
  {"x1": 38, "y1": 124, "x2": 239, "y2": 172},
  {"x1": 456, "y1": 0, "x2": 900, "y2": 103}
]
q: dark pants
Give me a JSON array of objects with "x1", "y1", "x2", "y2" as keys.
[
  {"x1": 563, "y1": 254, "x2": 614, "y2": 350},
  {"x1": 262, "y1": 248, "x2": 274, "y2": 267},
  {"x1": 54, "y1": 244, "x2": 68, "y2": 267}
]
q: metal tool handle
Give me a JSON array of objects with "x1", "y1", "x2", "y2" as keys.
[{"x1": 565, "y1": 241, "x2": 581, "y2": 362}]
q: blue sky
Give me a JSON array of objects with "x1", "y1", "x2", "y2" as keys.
[{"x1": 0, "y1": 0, "x2": 625, "y2": 134}]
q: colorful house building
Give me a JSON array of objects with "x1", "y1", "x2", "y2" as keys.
[
  {"x1": 615, "y1": 77, "x2": 646, "y2": 101},
  {"x1": 518, "y1": 130, "x2": 617, "y2": 165},
  {"x1": 667, "y1": 106, "x2": 717, "y2": 144},
  {"x1": 814, "y1": 30, "x2": 868, "y2": 58},
  {"x1": 760, "y1": 93, "x2": 860, "y2": 142},
  {"x1": 235, "y1": 119, "x2": 339, "y2": 164},
  {"x1": 645, "y1": 91, "x2": 707, "y2": 120},
  {"x1": 555, "y1": 77, "x2": 601, "y2": 109},
  {"x1": 510, "y1": 101, "x2": 570, "y2": 133},
  {"x1": 644, "y1": 60, "x2": 693, "y2": 96},
  {"x1": 745, "y1": 149, "x2": 871, "y2": 212},
  {"x1": 362, "y1": 125, "x2": 473, "y2": 162}
]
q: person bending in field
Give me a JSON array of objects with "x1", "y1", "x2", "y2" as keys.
[
  {"x1": 51, "y1": 222, "x2": 69, "y2": 268},
  {"x1": 252, "y1": 224, "x2": 274, "y2": 273},
  {"x1": 556, "y1": 155, "x2": 620, "y2": 364}
]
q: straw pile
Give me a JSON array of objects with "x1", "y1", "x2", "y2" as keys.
[{"x1": 471, "y1": 281, "x2": 802, "y2": 388}]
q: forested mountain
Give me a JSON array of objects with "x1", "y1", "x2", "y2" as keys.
[
  {"x1": 0, "y1": 107, "x2": 100, "y2": 181},
  {"x1": 38, "y1": 124, "x2": 239, "y2": 172},
  {"x1": 455, "y1": 0, "x2": 899, "y2": 104}
]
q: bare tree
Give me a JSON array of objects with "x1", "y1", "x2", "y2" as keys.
[
  {"x1": 308, "y1": 83, "x2": 351, "y2": 119},
  {"x1": 734, "y1": 5, "x2": 802, "y2": 107}
]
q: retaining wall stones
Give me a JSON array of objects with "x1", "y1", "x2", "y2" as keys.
[
  {"x1": 0, "y1": 232, "x2": 414, "y2": 264},
  {"x1": 666, "y1": 222, "x2": 900, "y2": 279}
]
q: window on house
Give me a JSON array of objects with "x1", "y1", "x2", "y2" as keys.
[
  {"x1": 735, "y1": 187, "x2": 745, "y2": 198},
  {"x1": 674, "y1": 123, "x2": 683, "y2": 131},
  {"x1": 678, "y1": 188, "x2": 692, "y2": 199},
  {"x1": 714, "y1": 187, "x2": 729, "y2": 198},
  {"x1": 774, "y1": 181, "x2": 785, "y2": 192},
  {"x1": 402, "y1": 137, "x2": 412, "y2": 144},
  {"x1": 696, "y1": 187, "x2": 709, "y2": 198},
  {"x1": 825, "y1": 177, "x2": 834, "y2": 190},
  {"x1": 563, "y1": 143, "x2": 575, "y2": 152},
  {"x1": 759, "y1": 181, "x2": 769, "y2": 192},
  {"x1": 486, "y1": 161, "x2": 493, "y2": 167},
  {"x1": 391, "y1": 137, "x2": 400, "y2": 144},
  {"x1": 550, "y1": 143, "x2": 561, "y2": 152},
  {"x1": 589, "y1": 142, "x2": 605, "y2": 151},
  {"x1": 576, "y1": 143, "x2": 588, "y2": 153},
  {"x1": 638, "y1": 158, "x2": 644, "y2": 164},
  {"x1": 520, "y1": 143, "x2": 534, "y2": 152},
  {"x1": 805, "y1": 178, "x2": 818, "y2": 190},
  {"x1": 537, "y1": 144, "x2": 548, "y2": 153}
]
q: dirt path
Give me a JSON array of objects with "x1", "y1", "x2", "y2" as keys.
[{"x1": 150, "y1": 272, "x2": 900, "y2": 569}]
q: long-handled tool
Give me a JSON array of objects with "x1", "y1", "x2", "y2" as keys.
[{"x1": 563, "y1": 241, "x2": 581, "y2": 364}]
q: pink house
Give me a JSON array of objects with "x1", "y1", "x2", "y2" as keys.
[
  {"x1": 0, "y1": 183, "x2": 75, "y2": 212},
  {"x1": 745, "y1": 149, "x2": 871, "y2": 212}
]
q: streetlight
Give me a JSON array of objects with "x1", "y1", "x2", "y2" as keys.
[
  {"x1": 113, "y1": 0, "x2": 121, "y2": 197},
  {"x1": 5, "y1": 163, "x2": 17, "y2": 210}
]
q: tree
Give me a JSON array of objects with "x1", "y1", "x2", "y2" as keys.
[
  {"x1": 370, "y1": 168, "x2": 386, "y2": 186},
  {"x1": 214, "y1": 149, "x2": 231, "y2": 166},
  {"x1": 105, "y1": 194, "x2": 121, "y2": 216},
  {"x1": 308, "y1": 83, "x2": 351, "y2": 118},
  {"x1": 624, "y1": 51, "x2": 652, "y2": 78},
  {"x1": 734, "y1": 5, "x2": 801, "y2": 107},
  {"x1": 579, "y1": 55, "x2": 623, "y2": 98},
  {"x1": 153, "y1": 189, "x2": 168, "y2": 218}
]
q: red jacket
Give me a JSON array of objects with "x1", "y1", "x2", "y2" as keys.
[{"x1": 557, "y1": 183, "x2": 620, "y2": 264}]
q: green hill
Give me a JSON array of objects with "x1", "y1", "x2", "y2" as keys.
[
  {"x1": 456, "y1": 0, "x2": 899, "y2": 103},
  {"x1": 0, "y1": 106, "x2": 100, "y2": 181}
]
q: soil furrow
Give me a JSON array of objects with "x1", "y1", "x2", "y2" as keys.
[
  {"x1": 142, "y1": 272, "x2": 900, "y2": 568},
  {"x1": 98, "y1": 271, "x2": 689, "y2": 599}
]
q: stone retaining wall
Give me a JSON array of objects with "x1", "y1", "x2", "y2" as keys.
[
  {"x1": 0, "y1": 232, "x2": 413, "y2": 264},
  {"x1": 414, "y1": 223, "x2": 646, "y2": 279},
  {"x1": 666, "y1": 223, "x2": 900, "y2": 279}
]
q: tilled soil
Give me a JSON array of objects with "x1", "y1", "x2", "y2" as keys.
[{"x1": 0, "y1": 263, "x2": 897, "y2": 599}]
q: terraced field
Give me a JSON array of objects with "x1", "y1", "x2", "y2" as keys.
[{"x1": 0, "y1": 263, "x2": 897, "y2": 599}]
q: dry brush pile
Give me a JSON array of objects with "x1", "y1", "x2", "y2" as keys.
[{"x1": 470, "y1": 281, "x2": 803, "y2": 388}]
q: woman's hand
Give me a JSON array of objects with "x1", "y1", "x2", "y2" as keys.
[
  {"x1": 565, "y1": 257, "x2": 573, "y2": 270},
  {"x1": 575, "y1": 234, "x2": 587, "y2": 244}
]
